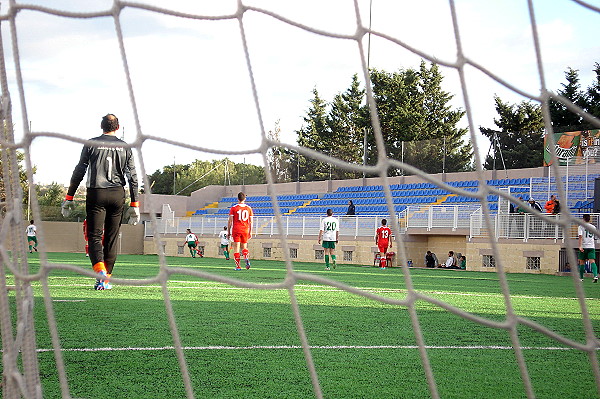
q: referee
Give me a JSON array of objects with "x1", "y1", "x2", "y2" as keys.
[{"x1": 62, "y1": 114, "x2": 139, "y2": 290}]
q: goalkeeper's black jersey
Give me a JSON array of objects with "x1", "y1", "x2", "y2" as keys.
[{"x1": 67, "y1": 134, "x2": 139, "y2": 203}]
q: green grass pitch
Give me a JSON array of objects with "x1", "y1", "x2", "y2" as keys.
[{"x1": 10, "y1": 253, "x2": 600, "y2": 398}]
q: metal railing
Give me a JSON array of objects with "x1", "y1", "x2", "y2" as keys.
[
  {"x1": 145, "y1": 215, "x2": 386, "y2": 238},
  {"x1": 469, "y1": 212, "x2": 600, "y2": 241},
  {"x1": 145, "y1": 204, "x2": 481, "y2": 238},
  {"x1": 144, "y1": 209, "x2": 598, "y2": 242}
]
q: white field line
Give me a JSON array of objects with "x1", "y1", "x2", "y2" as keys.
[
  {"x1": 39, "y1": 281, "x2": 599, "y2": 301},
  {"x1": 32, "y1": 344, "x2": 586, "y2": 353},
  {"x1": 52, "y1": 299, "x2": 86, "y2": 302}
]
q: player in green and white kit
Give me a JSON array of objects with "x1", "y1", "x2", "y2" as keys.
[
  {"x1": 318, "y1": 209, "x2": 339, "y2": 270},
  {"x1": 26, "y1": 220, "x2": 38, "y2": 253},
  {"x1": 578, "y1": 214, "x2": 598, "y2": 282},
  {"x1": 218, "y1": 226, "x2": 230, "y2": 260},
  {"x1": 184, "y1": 229, "x2": 199, "y2": 258}
]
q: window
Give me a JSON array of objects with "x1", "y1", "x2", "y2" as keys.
[
  {"x1": 290, "y1": 248, "x2": 298, "y2": 259},
  {"x1": 343, "y1": 250, "x2": 353, "y2": 262},
  {"x1": 315, "y1": 249, "x2": 324, "y2": 260},
  {"x1": 483, "y1": 255, "x2": 496, "y2": 268},
  {"x1": 263, "y1": 247, "x2": 272, "y2": 258},
  {"x1": 526, "y1": 257, "x2": 540, "y2": 270}
]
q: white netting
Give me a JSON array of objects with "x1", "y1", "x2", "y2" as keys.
[{"x1": 1, "y1": 1, "x2": 600, "y2": 398}]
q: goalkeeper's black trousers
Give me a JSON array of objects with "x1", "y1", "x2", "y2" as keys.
[{"x1": 86, "y1": 187, "x2": 125, "y2": 274}]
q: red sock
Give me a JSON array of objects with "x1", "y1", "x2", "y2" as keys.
[
  {"x1": 234, "y1": 253, "x2": 240, "y2": 267},
  {"x1": 242, "y1": 248, "x2": 249, "y2": 259}
]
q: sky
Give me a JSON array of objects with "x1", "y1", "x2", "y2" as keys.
[{"x1": 1, "y1": 0, "x2": 599, "y2": 187}]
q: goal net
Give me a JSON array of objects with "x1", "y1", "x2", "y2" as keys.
[{"x1": 0, "y1": 1, "x2": 599, "y2": 398}]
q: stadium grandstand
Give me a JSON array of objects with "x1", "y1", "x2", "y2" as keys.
[{"x1": 140, "y1": 163, "x2": 600, "y2": 275}]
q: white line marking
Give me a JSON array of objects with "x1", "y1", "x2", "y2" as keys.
[
  {"x1": 38, "y1": 282, "x2": 598, "y2": 300},
  {"x1": 52, "y1": 300, "x2": 86, "y2": 302},
  {"x1": 33, "y1": 345, "x2": 582, "y2": 353}
]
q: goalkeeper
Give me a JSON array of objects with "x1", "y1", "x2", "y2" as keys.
[{"x1": 62, "y1": 114, "x2": 139, "y2": 290}]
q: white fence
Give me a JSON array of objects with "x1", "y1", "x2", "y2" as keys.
[
  {"x1": 469, "y1": 212, "x2": 599, "y2": 241},
  {"x1": 400, "y1": 205, "x2": 481, "y2": 231},
  {"x1": 145, "y1": 207, "x2": 599, "y2": 242},
  {"x1": 145, "y1": 215, "x2": 385, "y2": 238},
  {"x1": 145, "y1": 205, "x2": 480, "y2": 238}
]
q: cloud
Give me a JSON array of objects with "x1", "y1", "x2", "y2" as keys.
[{"x1": 4, "y1": 0, "x2": 599, "y2": 185}]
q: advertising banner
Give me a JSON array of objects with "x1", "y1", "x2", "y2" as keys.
[{"x1": 543, "y1": 129, "x2": 600, "y2": 166}]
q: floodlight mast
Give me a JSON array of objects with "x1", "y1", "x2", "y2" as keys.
[{"x1": 486, "y1": 131, "x2": 508, "y2": 178}]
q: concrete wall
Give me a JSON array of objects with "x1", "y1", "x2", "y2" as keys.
[
  {"x1": 140, "y1": 193, "x2": 189, "y2": 217},
  {"x1": 145, "y1": 235, "x2": 408, "y2": 266},
  {"x1": 34, "y1": 221, "x2": 144, "y2": 254},
  {"x1": 143, "y1": 232, "x2": 465, "y2": 269},
  {"x1": 466, "y1": 239, "x2": 562, "y2": 274}
]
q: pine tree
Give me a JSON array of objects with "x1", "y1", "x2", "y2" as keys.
[
  {"x1": 481, "y1": 97, "x2": 544, "y2": 169},
  {"x1": 584, "y1": 62, "x2": 600, "y2": 121},
  {"x1": 549, "y1": 67, "x2": 587, "y2": 132},
  {"x1": 416, "y1": 61, "x2": 472, "y2": 173},
  {"x1": 367, "y1": 63, "x2": 472, "y2": 174},
  {"x1": 327, "y1": 75, "x2": 366, "y2": 179},
  {"x1": 295, "y1": 62, "x2": 473, "y2": 178},
  {"x1": 295, "y1": 88, "x2": 331, "y2": 181}
]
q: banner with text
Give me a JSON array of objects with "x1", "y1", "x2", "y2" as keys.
[{"x1": 543, "y1": 129, "x2": 600, "y2": 166}]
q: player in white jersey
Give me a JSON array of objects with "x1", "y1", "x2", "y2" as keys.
[
  {"x1": 218, "y1": 226, "x2": 230, "y2": 260},
  {"x1": 184, "y1": 229, "x2": 199, "y2": 258},
  {"x1": 26, "y1": 220, "x2": 38, "y2": 253},
  {"x1": 578, "y1": 214, "x2": 598, "y2": 282},
  {"x1": 318, "y1": 209, "x2": 339, "y2": 270}
]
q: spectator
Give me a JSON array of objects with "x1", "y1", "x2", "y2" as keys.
[
  {"x1": 346, "y1": 200, "x2": 356, "y2": 216},
  {"x1": 459, "y1": 255, "x2": 467, "y2": 270},
  {"x1": 516, "y1": 197, "x2": 528, "y2": 214},
  {"x1": 544, "y1": 195, "x2": 556, "y2": 214},
  {"x1": 441, "y1": 251, "x2": 460, "y2": 269},
  {"x1": 425, "y1": 251, "x2": 436, "y2": 268},
  {"x1": 431, "y1": 251, "x2": 439, "y2": 267},
  {"x1": 553, "y1": 198, "x2": 561, "y2": 214},
  {"x1": 440, "y1": 251, "x2": 451, "y2": 268},
  {"x1": 528, "y1": 197, "x2": 542, "y2": 212}
]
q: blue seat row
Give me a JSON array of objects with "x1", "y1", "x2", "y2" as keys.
[{"x1": 486, "y1": 178, "x2": 530, "y2": 186}]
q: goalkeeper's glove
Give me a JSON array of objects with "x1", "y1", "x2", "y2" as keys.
[
  {"x1": 61, "y1": 196, "x2": 74, "y2": 218},
  {"x1": 128, "y1": 202, "x2": 140, "y2": 225}
]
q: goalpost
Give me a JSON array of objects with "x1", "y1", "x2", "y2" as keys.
[{"x1": 0, "y1": 1, "x2": 599, "y2": 398}]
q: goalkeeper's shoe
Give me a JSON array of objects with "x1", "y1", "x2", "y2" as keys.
[
  {"x1": 94, "y1": 271, "x2": 109, "y2": 290},
  {"x1": 94, "y1": 279, "x2": 105, "y2": 290}
]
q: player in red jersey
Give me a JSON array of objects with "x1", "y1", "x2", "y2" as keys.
[
  {"x1": 83, "y1": 219, "x2": 89, "y2": 256},
  {"x1": 83, "y1": 219, "x2": 104, "y2": 257},
  {"x1": 375, "y1": 219, "x2": 393, "y2": 269},
  {"x1": 228, "y1": 192, "x2": 253, "y2": 270}
]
